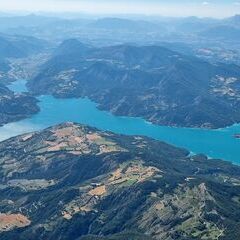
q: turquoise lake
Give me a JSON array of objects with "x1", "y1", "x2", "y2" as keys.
[{"x1": 1, "y1": 80, "x2": 239, "y2": 164}]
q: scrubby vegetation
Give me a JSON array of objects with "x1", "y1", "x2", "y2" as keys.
[{"x1": 0, "y1": 123, "x2": 239, "y2": 239}]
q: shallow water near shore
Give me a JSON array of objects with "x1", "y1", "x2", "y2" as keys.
[{"x1": 1, "y1": 80, "x2": 240, "y2": 164}]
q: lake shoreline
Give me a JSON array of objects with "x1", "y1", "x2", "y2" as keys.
[{"x1": 1, "y1": 79, "x2": 239, "y2": 165}]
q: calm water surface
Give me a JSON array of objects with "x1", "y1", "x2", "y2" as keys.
[{"x1": 1, "y1": 80, "x2": 239, "y2": 164}]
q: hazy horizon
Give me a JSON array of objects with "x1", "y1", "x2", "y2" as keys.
[{"x1": 0, "y1": 0, "x2": 239, "y2": 18}]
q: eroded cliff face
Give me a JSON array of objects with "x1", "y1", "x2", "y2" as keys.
[{"x1": 0, "y1": 122, "x2": 240, "y2": 240}]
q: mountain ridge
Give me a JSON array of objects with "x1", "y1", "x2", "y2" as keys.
[{"x1": 28, "y1": 40, "x2": 240, "y2": 129}]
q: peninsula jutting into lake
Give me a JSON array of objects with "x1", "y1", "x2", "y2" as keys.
[{"x1": 0, "y1": 79, "x2": 238, "y2": 164}]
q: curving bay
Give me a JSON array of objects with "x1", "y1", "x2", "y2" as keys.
[{"x1": 1, "y1": 79, "x2": 239, "y2": 164}]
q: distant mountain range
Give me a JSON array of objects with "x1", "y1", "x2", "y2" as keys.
[
  {"x1": 0, "y1": 122, "x2": 240, "y2": 239},
  {"x1": 28, "y1": 40, "x2": 240, "y2": 129},
  {"x1": 224, "y1": 14, "x2": 240, "y2": 25},
  {"x1": 0, "y1": 14, "x2": 239, "y2": 46},
  {"x1": 0, "y1": 34, "x2": 48, "y2": 59},
  {"x1": 200, "y1": 26, "x2": 240, "y2": 41},
  {"x1": 0, "y1": 14, "x2": 59, "y2": 31},
  {"x1": 88, "y1": 17, "x2": 163, "y2": 32}
]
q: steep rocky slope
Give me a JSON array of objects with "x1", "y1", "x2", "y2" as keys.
[
  {"x1": 28, "y1": 41, "x2": 240, "y2": 129},
  {"x1": 0, "y1": 123, "x2": 240, "y2": 239}
]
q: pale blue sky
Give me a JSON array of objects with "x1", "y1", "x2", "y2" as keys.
[{"x1": 0, "y1": 0, "x2": 239, "y2": 18}]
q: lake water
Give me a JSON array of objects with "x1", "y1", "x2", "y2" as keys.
[{"x1": 1, "y1": 80, "x2": 239, "y2": 164}]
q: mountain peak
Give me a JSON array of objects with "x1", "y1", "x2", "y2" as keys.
[{"x1": 54, "y1": 39, "x2": 91, "y2": 56}]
